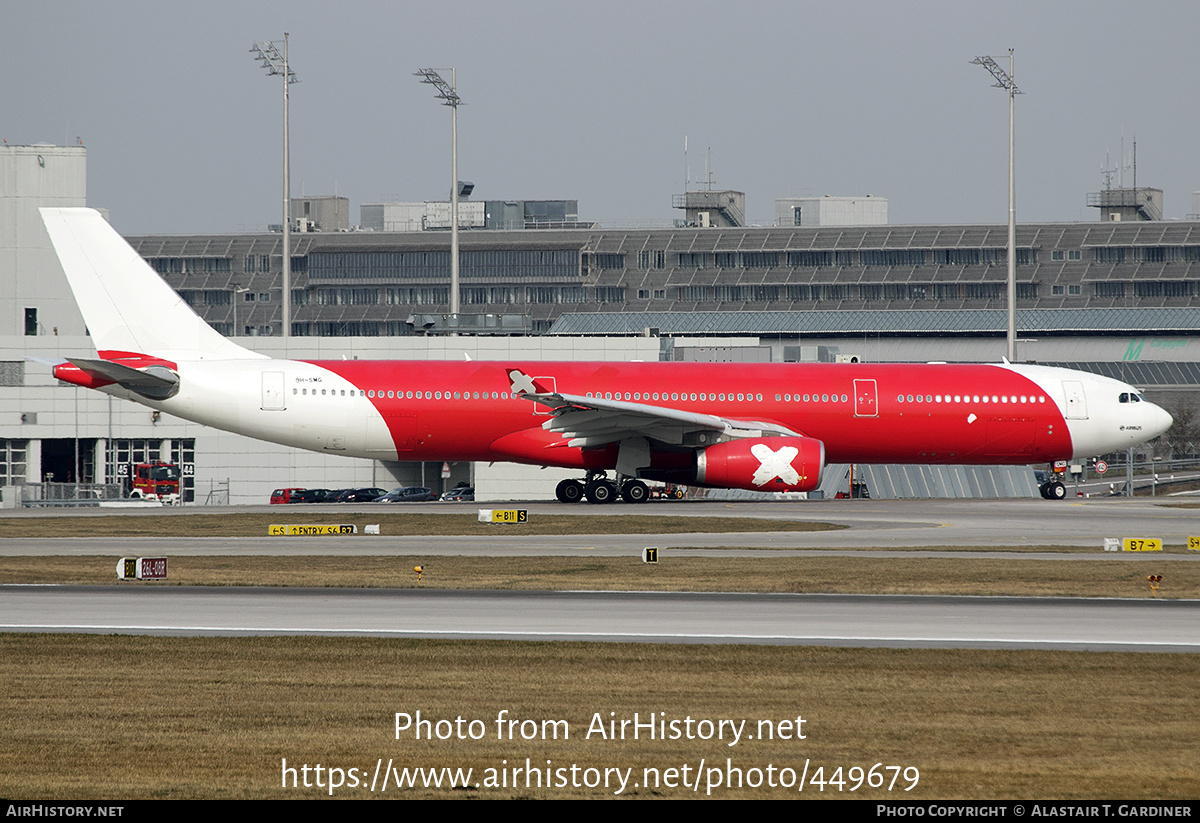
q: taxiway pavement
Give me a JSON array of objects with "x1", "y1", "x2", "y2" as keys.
[{"x1": 3, "y1": 498, "x2": 1200, "y2": 557}]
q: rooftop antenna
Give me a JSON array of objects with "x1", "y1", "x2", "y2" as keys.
[
  {"x1": 704, "y1": 147, "x2": 715, "y2": 191},
  {"x1": 684, "y1": 135, "x2": 689, "y2": 193},
  {"x1": 1119, "y1": 130, "x2": 1126, "y2": 188},
  {"x1": 1100, "y1": 150, "x2": 1116, "y2": 190}
]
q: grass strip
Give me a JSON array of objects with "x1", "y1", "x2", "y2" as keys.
[
  {"x1": 3, "y1": 634, "x2": 1196, "y2": 799},
  {"x1": 4, "y1": 555, "x2": 1195, "y2": 598}
]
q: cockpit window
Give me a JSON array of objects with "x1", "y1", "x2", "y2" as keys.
[{"x1": 1119, "y1": 393, "x2": 1129, "y2": 403}]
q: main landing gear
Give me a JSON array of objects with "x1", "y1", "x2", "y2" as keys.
[{"x1": 556, "y1": 472, "x2": 650, "y2": 504}]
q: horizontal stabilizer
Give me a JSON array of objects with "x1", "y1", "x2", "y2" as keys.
[
  {"x1": 65, "y1": 357, "x2": 179, "y2": 400},
  {"x1": 24, "y1": 356, "x2": 68, "y2": 367}
]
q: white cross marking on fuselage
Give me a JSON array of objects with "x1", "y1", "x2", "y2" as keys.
[{"x1": 508, "y1": 369, "x2": 536, "y2": 395}]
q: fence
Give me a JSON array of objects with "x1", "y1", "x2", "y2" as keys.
[{"x1": 18, "y1": 482, "x2": 126, "y2": 507}]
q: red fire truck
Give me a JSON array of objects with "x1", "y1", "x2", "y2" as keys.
[{"x1": 129, "y1": 461, "x2": 181, "y2": 504}]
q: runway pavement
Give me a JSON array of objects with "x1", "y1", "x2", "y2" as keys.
[{"x1": 3, "y1": 585, "x2": 1197, "y2": 651}]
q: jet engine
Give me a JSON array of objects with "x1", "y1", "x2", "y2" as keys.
[{"x1": 694, "y1": 436, "x2": 825, "y2": 492}]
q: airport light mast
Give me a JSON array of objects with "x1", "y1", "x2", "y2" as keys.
[
  {"x1": 972, "y1": 50, "x2": 1022, "y2": 362},
  {"x1": 229, "y1": 283, "x2": 250, "y2": 335},
  {"x1": 415, "y1": 68, "x2": 462, "y2": 316},
  {"x1": 251, "y1": 34, "x2": 299, "y2": 340}
]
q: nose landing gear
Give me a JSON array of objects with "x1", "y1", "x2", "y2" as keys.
[{"x1": 1039, "y1": 480, "x2": 1066, "y2": 500}]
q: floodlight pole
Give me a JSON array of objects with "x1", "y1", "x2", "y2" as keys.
[
  {"x1": 972, "y1": 50, "x2": 1022, "y2": 362},
  {"x1": 415, "y1": 68, "x2": 462, "y2": 316},
  {"x1": 251, "y1": 33, "x2": 299, "y2": 339},
  {"x1": 230, "y1": 283, "x2": 249, "y2": 335},
  {"x1": 451, "y1": 68, "x2": 458, "y2": 317}
]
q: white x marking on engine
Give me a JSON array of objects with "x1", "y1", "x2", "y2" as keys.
[{"x1": 750, "y1": 443, "x2": 801, "y2": 486}]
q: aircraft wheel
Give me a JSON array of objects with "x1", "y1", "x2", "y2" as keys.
[
  {"x1": 1038, "y1": 482, "x2": 1050, "y2": 500},
  {"x1": 621, "y1": 480, "x2": 650, "y2": 504},
  {"x1": 585, "y1": 479, "x2": 616, "y2": 504},
  {"x1": 556, "y1": 479, "x2": 585, "y2": 504},
  {"x1": 1049, "y1": 481, "x2": 1067, "y2": 500}
]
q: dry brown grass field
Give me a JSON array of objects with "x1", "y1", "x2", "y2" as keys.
[
  {"x1": 2, "y1": 554, "x2": 1197, "y2": 598},
  {"x1": 3, "y1": 634, "x2": 1197, "y2": 800}
]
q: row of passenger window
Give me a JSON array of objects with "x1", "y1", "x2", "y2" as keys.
[
  {"x1": 294, "y1": 387, "x2": 514, "y2": 400},
  {"x1": 295, "y1": 388, "x2": 356, "y2": 397},
  {"x1": 290, "y1": 386, "x2": 1053, "y2": 409},
  {"x1": 587, "y1": 390, "x2": 861, "y2": 404},
  {"x1": 897, "y1": 393, "x2": 1046, "y2": 404},
  {"x1": 586, "y1": 391, "x2": 767, "y2": 403},
  {"x1": 292, "y1": 386, "x2": 1054, "y2": 408},
  {"x1": 780, "y1": 393, "x2": 849, "y2": 403},
  {"x1": 292, "y1": 386, "x2": 867, "y2": 405}
]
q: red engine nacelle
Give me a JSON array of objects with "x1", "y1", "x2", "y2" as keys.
[{"x1": 695, "y1": 436, "x2": 825, "y2": 492}]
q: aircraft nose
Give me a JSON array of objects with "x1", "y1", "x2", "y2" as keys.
[{"x1": 1148, "y1": 403, "x2": 1174, "y2": 439}]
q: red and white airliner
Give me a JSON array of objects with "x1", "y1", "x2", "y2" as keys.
[{"x1": 41, "y1": 208, "x2": 1172, "y2": 503}]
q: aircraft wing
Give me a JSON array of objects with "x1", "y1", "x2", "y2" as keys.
[{"x1": 522, "y1": 390, "x2": 803, "y2": 448}]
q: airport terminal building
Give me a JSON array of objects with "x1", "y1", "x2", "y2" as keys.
[
  {"x1": 127, "y1": 208, "x2": 1200, "y2": 340},
  {"x1": 4, "y1": 144, "x2": 1199, "y2": 504}
]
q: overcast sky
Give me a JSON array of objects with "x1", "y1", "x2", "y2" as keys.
[{"x1": 5, "y1": 1, "x2": 1198, "y2": 234}]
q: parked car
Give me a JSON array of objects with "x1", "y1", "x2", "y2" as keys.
[
  {"x1": 332, "y1": 487, "x2": 388, "y2": 503},
  {"x1": 440, "y1": 486, "x2": 475, "y2": 502},
  {"x1": 376, "y1": 486, "x2": 437, "y2": 503},
  {"x1": 270, "y1": 487, "x2": 305, "y2": 504},
  {"x1": 291, "y1": 488, "x2": 332, "y2": 503}
]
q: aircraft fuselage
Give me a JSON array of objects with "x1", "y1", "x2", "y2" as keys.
[{"x1": 67, "y1": 357, "x2": 1168, "y2": 472}]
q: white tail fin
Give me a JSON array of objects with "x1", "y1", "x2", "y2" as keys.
[{"x1": 40, "y1": 207, "x2": 264, "y2": 361}]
